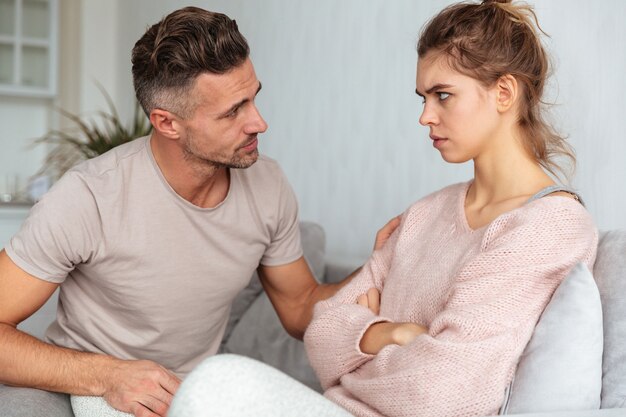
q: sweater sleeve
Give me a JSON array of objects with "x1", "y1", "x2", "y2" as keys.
[
  {"x1": 304, "y1": 217, "x2": 403, "y2": 389},
  {"x1": 323, "y1": 201, "x2": 597, "y2": 417}
]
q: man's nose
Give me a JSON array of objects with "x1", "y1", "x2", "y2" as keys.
[{"x1": 248, "y1": 105, "x2": 268, "y2": 134}]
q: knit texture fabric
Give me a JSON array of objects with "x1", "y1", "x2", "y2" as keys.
[{"x1": 304, "y1": 182, "x2": 598, "y2": 417}]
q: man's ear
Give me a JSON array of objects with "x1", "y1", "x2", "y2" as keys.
[
  {"x1": 495, "y1": 74, "x2": 519, "y2": 113},
  {"x1": 150, "y1": 109, "x2": 181, "y2": 139}
]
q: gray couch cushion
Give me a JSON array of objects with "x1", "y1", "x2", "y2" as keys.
[
  {"x1": 222, "y1": 292, "x2": 322, "y2": 392},
  {"x1": 299, "y1": 221, "x2": 327, "y2": 281},
  {"x1": 594, "y1": 230, "x2": 626, "y2": 408}
]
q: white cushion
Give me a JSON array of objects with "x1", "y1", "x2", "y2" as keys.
[
  {"x1": 502, "y1": 263, "x2": 603, "y2": 414},
  {"x1": 71, "y1": 396, "x2": 132, "y2": 417}
]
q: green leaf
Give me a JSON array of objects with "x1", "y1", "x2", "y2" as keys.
[{"x1": 35, "y1": 85, "x2": 152, "y2": 179}]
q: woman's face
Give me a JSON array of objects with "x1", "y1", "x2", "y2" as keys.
[{"x1": 415, "y1": 51, "x2": 501, "y2": 164}]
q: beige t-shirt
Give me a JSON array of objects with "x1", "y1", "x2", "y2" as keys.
[{"x1": 7, "y1": 136, "x2": 302, "y2": 377}]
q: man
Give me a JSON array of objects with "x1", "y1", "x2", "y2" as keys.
[{"x1": 0, "y1": 7, "x2": 396, "y2": 417}]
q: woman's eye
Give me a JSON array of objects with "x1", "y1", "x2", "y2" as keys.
[{"x1": 437, "y1": 92, "x2": 450, "y2": 101}]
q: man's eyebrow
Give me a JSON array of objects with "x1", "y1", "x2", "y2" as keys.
[
  {"x1": 415, "y1": 83, "x2": 454, "y2": 97},
  {"x1": 219, "y1": 82, "x2": 263, "y2": 118}
]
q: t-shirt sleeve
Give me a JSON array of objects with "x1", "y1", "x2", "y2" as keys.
[
  {"x1": 259, "y1": 166, "x2": 303, "y2": 266},
  {"x1": 5, "y1": 171, "x2": 103, "y2": 283}
]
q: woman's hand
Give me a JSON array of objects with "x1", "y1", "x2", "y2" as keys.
[
  {"x1": 356, "y1": 288, "x2": 427, "y2": 354},
  {"x1": 359, "y1": 322, "x2": 427, "y2": 355}
]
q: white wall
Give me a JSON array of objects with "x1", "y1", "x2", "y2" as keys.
[
  {"x1": 79, "y1": 1, "x2": 626, "y2": 259},
  {"x1": 0, "y1": 97, "x2": 49, "y2": 193},
  {"x1": 539, "y1": 1, "x2": 626, "y2": 241},
  {"x1": 78, "y1": 0, "x2": 121, "y2": 114},
  {"x1": 0, "y1": 0, "x2": 81, "y2": 193}
]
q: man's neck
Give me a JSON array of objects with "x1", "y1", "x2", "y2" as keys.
[{"x1": 150, "y1": 133, "x2": 230, "y2": 209}]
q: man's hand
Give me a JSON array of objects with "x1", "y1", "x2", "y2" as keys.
[
  {"x1": 357, "y1": 288, "x2": 380, "y2": 315},
  {"x1": 373, "y1": 215, "x2": 401, "y2": 251},
  {"x1": 1, "y1": 246, "x2": 180, "y2": 417},
  {"x1": 359, "y1": 322, "x2": 426, "y2": 355},
  {"x1": 103, "y1": 359, "x2": 181, "y2": 417}
]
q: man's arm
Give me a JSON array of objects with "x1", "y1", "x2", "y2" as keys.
[
  {"x1": 0, "y1": 250, "x2": 180, "y2": 417},
  {"x1": 256, "y1": 257, "x2": 334, "y2": 340},
  {"x1": 257, "y1": 215, "x2": 402, "y2": 339}
]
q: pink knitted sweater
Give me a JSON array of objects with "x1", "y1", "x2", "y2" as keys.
[{"x1": 304, "y1": 182, "x2": 598, "y2": 417}]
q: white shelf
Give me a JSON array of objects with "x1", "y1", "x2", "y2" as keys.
[{"x1": 0, "y1": 0, "x2": 57, "y2": 97}]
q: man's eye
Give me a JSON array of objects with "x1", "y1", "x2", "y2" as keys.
[
  {"x1": 437, "y1": 92, "x2": 450, "y2": 101},
  {"x1": 227, "y1": 109, "x2": 239, "y2": 118}
]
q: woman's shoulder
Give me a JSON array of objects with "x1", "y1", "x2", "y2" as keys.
[
  {"x1": 405, "y1": 181, "x2": 469, "y2": 214},
  {"x1": 483, "y1": 193, "x2": 597, "y2": 256},
  {"x1": 518, "y1": 192, "x2": 595, "y2": 227},
  {"x1": 398, "y1": 182, "x2": 469, "y2": 229}
]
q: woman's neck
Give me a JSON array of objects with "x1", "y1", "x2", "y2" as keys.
[
  {"x1": 468, "y1": 127, "x2": 555, "y2": 207},
  {"x1": 463, "y1": 131, "x2": 556, "y2": 229}
]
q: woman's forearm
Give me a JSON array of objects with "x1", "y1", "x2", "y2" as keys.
[{"x1": 359, "y1": 322, "x2": 428, "y2": 355}]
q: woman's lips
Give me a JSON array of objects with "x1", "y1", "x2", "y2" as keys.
[{"x1": 430, "y1": 134, "x2": 447, "y2": 149}]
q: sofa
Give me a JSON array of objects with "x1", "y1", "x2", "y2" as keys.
[
  {"x1": 220, "y1": 222, "x2": 626, "y2": 417},
  {"x1": 18, "y1": 222, "x2": 626, "y2": 416}
]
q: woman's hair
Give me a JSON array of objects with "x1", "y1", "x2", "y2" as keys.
[
  {"x1": 417, "y1": 0, "x2": 575, "y2": 179},
  {"x1": 132, "y1": 7, "x2": 250, "y2": 118}
]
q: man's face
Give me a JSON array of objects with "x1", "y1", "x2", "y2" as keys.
[{"x1": 177, "y1": 58, "x2": 267, "y2": 169}]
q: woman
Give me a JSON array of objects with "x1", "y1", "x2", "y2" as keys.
[{"x1": 169, "y1": 1, "x2": 597, "y2": 416}]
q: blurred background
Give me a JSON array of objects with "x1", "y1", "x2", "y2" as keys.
[{"x1": 1, "y1": 0, "x2": 625, "y2": 261}]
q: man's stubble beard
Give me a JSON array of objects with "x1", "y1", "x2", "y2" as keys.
[{"x1": 182, "y1": 133, "x2": 258, "y2": 171}]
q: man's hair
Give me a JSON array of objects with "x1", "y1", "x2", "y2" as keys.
[{"x1": 132, "y1": 7, "x2": 250, "y2": 118}]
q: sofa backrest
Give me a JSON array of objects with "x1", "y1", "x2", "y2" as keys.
[{"x1": 593, "y1": 230, "x2": 626, "y2": 408}]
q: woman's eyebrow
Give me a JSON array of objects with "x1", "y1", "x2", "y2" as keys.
[{"x1": 415, "y1": 83, "x2": 454, "y2": 97}]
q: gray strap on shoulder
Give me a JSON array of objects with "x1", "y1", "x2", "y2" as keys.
[{"x1": 527, "y1": 185, "x2": 585, "y2": 206}]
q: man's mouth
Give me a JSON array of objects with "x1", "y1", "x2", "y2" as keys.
[{"x1": 240, "y1": 137, "x2": 258, "y2": 152}]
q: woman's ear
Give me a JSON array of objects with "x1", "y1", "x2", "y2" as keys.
[
  {"x1": 149, "y1": 109, "x2": 181, "y2": 140},
  {"x1": 495, "y1": 74, "x2": 519, "y2": 113}
]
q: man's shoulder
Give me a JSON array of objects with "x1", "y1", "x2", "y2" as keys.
[
  {"x1": 45, "y1": 136, "x2": 151, "y2": 204},
  {"x1": 70, "y1": 136, "x2": 149, "y2": 179},
  {"x1": 232, "y1": 154, "x2": 295, "y2": 207}
]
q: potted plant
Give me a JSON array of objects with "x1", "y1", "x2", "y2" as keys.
[{"x1": 35, "y1": 86, "x2": 152, "y2": 181}]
